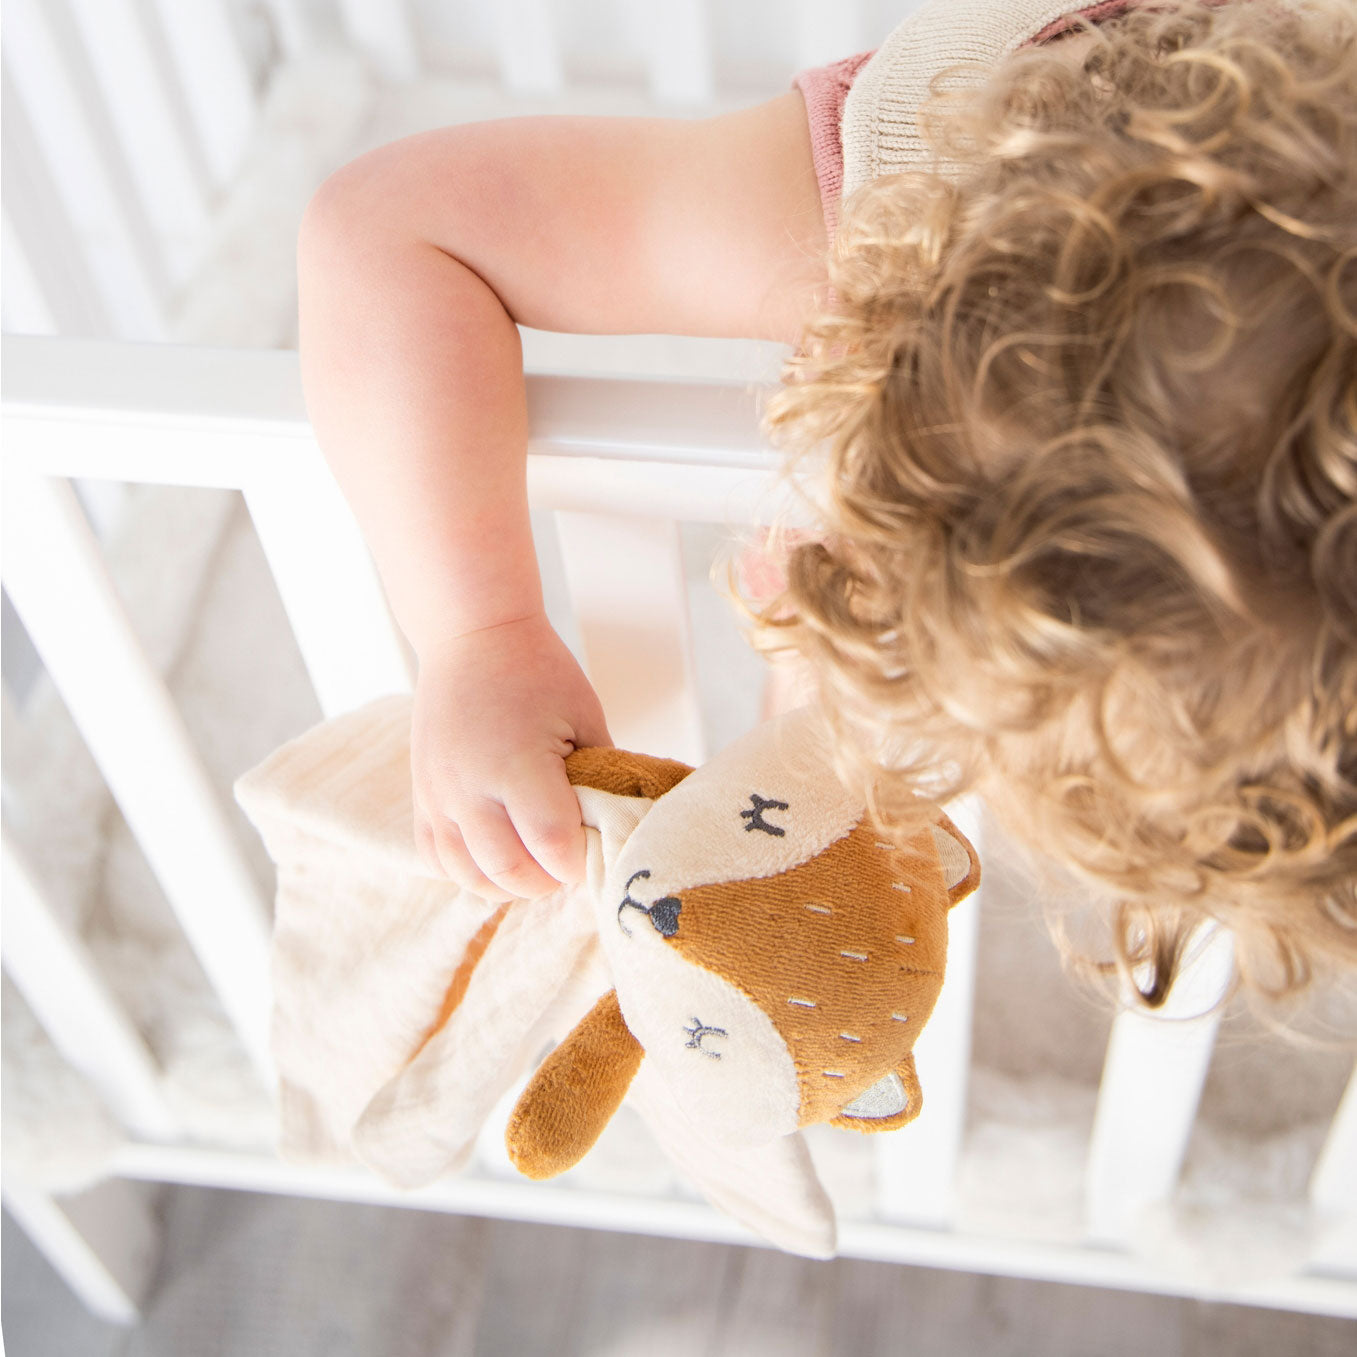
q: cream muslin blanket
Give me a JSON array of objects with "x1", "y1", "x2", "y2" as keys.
[{"x1": 234, "y1": 695, "x2": 837, "y2": 1257}]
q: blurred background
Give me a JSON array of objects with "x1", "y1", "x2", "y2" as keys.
[{"x1": 3, "y1": 2, "x2": 1356, "y2": 1353}]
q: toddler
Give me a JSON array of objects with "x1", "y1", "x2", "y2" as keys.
[{"x1": 297, "y1": 0, "x2": 1356, "y2": 1007}]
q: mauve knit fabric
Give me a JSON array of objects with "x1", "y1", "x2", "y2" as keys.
[{"x1": 792, "y1": 49, "x2": 877, "y2": 244}]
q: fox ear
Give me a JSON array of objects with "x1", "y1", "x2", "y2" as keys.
[
  {"x1": 829, "y1": 1052, "x2": 923, "y2": 1134},
  {"x1": 565, "y1": 747, "x2": 693, "y2": 799},
  {"x1": 505, "y1": 989, "x2": 642, "y2": 1179},
  {"x1": 930, "y1": 812, "x2": 980, "y2": 907}
]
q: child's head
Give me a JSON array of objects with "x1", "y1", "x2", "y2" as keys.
[{"x1": 757, "y1": 0, "x2": 1357, "y2": 1006}]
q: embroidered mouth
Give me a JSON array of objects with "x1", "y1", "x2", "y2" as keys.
[{"x1": 617, "y1": 869, "x2": 682, "y2": 937}]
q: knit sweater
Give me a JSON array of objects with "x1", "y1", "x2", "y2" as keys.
[{"x1": 793, "y1": 0, "x2": 1142, "y2": 239}]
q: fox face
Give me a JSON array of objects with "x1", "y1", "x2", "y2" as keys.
[
  {"x1": 581, "y1": 713, "x2": 978, "y2": 1145},
  {"x1": 605, "y1": 794, "x2": 974, "y2": 1144},
  {"x1": 506, "y1": 709, "x2": 979, "y2": 1181}
]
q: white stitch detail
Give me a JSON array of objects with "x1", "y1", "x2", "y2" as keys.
[
  {"x1": 840, "y1": 950, "x2": 868, "y2": 961},
  {"x1": 875, "y1": 841, "x2": 895, "y2": 850},
  {"x1": 891, "y1": 1013, "x2": 910, "y2": 1023},
  {"x1": 892, "y1": 882, "x2": 912, "y2": 893},
  {"x1": 804, "y1": 903, "x2": 832, "y2": 916},
  {"x1": 896, "y1": 935, "x2": 915, "y2": 945},
  {"x1": 839, "y1": 1033, "x2": 862, "y2": 1043},
  {"x1": 822, "y1": 1070, "x2": 846, "y2": 1078},
  {"x1": 788, "y1": 997, "x2": 817, "y2": 1008}
]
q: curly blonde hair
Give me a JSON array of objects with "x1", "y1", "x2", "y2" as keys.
[{"x1": 753, "y1": 0, "x2": 1357, "y2": 1007}]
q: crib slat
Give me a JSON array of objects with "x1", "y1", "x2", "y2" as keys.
[
  {"x1": 3, "y1": 1180, "x2": 160, "y2": 1325},
  {"x1": 554, "y1": 512, "x2": 705, "y2": 766},
  {"x1": 1311, "y1": 1063, "x2": 1357, "y2": 1216},
  {"x1": 639, "y1": 0, "x2": 714, "y2": 106},
  {"x1": 0, "y1": 211, "x2": 57, "y2": 335},
  {"x1": 147, "y1": 0, "x2": 256, "y2": 188},
  {"x1": 338, "y1": 0, "x2": 421, "y2": 83},
  {"x1": 63, "y1": 0, "x2": 211, "y2": 279},
  {"x1": 243, "y1": 452, "x2": 415, "y2": 717},
  {"x1": 263, "y1": 0, "x2": 315, "y2": 58},
  {"x1": 1, "y1": 839, "x2": 180, "y2": 1142},
  {"x1": 0, "y1": 77, "x2": 113, "y2": 338},
  {"x1": 1, "y1": 471, "x2": 274, "y2": 1082},
  {"x1": 3, "y1": 0, "x2": 168, "y2": 337},
  {"x1": 528, "y1": 455, "x2": 796, "y2": 526},
  {"x1": 1309, "y1": 1064, "x2": 1357, "y2": 1277},
  {"x1": 1083, "y1": 923, "x2": 1235, "y2": 1244},
  {"x1": 492, "y1": 0, "x2": 565, "y2": 96},
  {"x1": 795, "y1": 0, "x2": 868, "y2": 67},
  {"x1": 1315, "y1": 1070, "x2": 1357, "y2": 1222},
  {"x1": 874, "y1": 795, "x2": 982, "y2": 1226}
]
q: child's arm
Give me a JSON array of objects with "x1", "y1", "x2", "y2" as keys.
[{"x1": 297, "y1": 95, "x2": 827, "y2": 901}]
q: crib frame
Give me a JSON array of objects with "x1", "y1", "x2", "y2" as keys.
[{"x1": 2, "y1": 334, "x2": 1356, "y2": 1325}]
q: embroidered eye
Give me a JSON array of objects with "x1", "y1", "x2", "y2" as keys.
[
  {"x1": 740, "y1": 793, "x2": 788, "y2": 836},
  {"x1": 683, "y1": 1018, "x2": 727, "y2": 1059}
]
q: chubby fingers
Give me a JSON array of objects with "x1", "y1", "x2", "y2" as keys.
[
  {"x1": 456, "y1": 802, "x2": 569, "y2": 899},
  {"x1": 415, "y1": 812, "x2": 514, "y2": 902},
  {"x1": 502, "y1": 756, "x2": 589, "y2": 888},
  {"x1": 415, "y1": 759, "x2": 586, "y2": 899}
]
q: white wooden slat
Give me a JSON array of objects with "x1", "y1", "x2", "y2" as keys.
[
  {"x1": 554, "y1": 512, "x2": 705, "y2": 766},
  {"x1": 338, "y1": 0, "x2": 421, "y2": 83},
  {"x1": 242, "y1": 452, "x2": 415, "y2": 718},
  {"x1": 263, "y1": 0, "x2": 316, "y2": 57},
  {"x1": 3, "y1": 0, "x2": 169, "y2": 335},
  {"x1": 874, "y1": 794, "x2": 982, "y2": 1226},
  {"x1": 63, "y1": 0, "x2": 212, "y2": 280},
  {"x1": 2, "y1": 1180, "x2": 160, "y2": 1325},
  {"x1": 148, "y1": 0, "x2": 257, "y2": 188},
  {"x1": 0, "y1": 471, "x2": 274, "y2": 1082},
  {"x1": 0, "y1": 77, "x2": 113, "y2": 338},
  {"x1": 639, "y1": 0, "x2": 714, "y2": 106},
  {"x1": 1, "y1": 838, "x2": 180, "y2": 1142},
  {"x1": 795, "y1": 0, "x2": 868, "y2": 68},
  {"x1": 492, "y1": 0, "x2": 565, "y2": 97},
  {"x1": 1311, "y1": 1062, "x2": 1357, "y2": 1215},
  {"x1": 529, "y1": 455, "x2": 804, "y2": 526},
  {"x1": 0, "y1": 209, "x2": 58, "y2": 336},
  {"x1": 1309, "y1": 1220, "x2": 1357, "y2": 1282},
  {"x1": 1309, "y1": 1063, "x2": 1357, "y2": 1276},
  {"x1": 70, "y1": 480, "x2": 134, "y2": 546},
  {"x1": 1083, "y1": 923, "x2": 1235, "y2": 1244}
]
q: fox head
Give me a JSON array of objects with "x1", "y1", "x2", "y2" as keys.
[{"x1": 506, "y1": 709, "x2": 979, "y2": 1179}]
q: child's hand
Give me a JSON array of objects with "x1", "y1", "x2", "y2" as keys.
[{"x1": 411, "y1": 612, "x2": 612, "y2": 901}]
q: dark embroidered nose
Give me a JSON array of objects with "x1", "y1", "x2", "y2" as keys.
[
  {"x1": 648, "y1": 896, "x2": 681, "y2": 936},
  {"x1": 617, "y1": 869, "x2": 682, "y2": 937}
]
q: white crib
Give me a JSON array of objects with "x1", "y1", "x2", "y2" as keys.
[{"x1": 2, "y1": 0, "x2": 1356, "y2": 1331}]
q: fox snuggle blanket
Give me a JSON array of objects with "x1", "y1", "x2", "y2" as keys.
[{"x1": 235, "y1": 699, "x2": 979, "y2": 1257}]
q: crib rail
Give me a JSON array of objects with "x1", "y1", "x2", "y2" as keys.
[{"x1": 2, "y1": 336, "x2": 1355, "y2": 1324}]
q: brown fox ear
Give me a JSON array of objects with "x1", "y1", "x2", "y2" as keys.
[
  {"x1": 565, "y1": 747, "x2": 694, "y2": 800},
  {"x1": 505, "y1": 989, "x2": 642, "y2": 1180},
  {"x1": 930, "y1": 811, "x2": 980, "y2": 907},
  {"x1": 828, "y1": 1052, "x2": 923, "y2": 1134}
]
